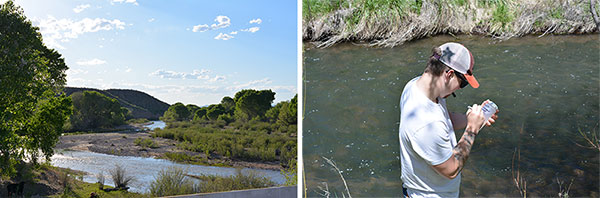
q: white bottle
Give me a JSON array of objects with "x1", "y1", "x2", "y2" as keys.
[{"x1": 480, "y1": 100, "x2": 498, "y2": 129}]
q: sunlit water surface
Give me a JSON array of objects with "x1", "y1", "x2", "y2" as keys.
[
  {"x1": 51, "y1": 121, "x2": 284, "y2": 193},
  {"x1": 303, "y1": 35, "x2": 599, "y2": 197}
]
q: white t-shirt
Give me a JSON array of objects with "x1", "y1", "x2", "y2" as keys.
[{"x1": 399, "y1": 76, "x2": 460, "y2": 197}]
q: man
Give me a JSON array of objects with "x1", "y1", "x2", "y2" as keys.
[{"x1": 399, "y1": 42, "x2": 498, "y2": 197}]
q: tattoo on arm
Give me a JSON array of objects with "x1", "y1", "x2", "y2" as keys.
[{"x1": 452, "y1": 130, "x2": 476, "y2": 174}]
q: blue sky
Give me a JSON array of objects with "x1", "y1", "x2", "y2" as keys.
[{"x1": 7, "y1": 0, "x2": 297, "y2": 106}]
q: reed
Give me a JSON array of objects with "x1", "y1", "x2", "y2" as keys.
[
  {"x1": 511, "y1": 147, "x2": 526, "y2": 197},
  {"x1": 575, "y1": 124, "x2": 600, "y2": 152},
  {"x1": 320, "y1": 156, "x2": 352, "y2": 198}
]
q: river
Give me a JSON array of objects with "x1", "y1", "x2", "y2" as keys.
[
  {"x1": 303, "y1": 35, "x2": 599, "y2": 197},
  {"x1": 51, "y1": 121, "x2": 285, "y2": 194}
]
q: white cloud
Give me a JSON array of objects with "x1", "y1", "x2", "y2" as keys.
[
  {"x1": 148, "y1": 18, "x2": 155, "y2": 22},
  {"x1": 192, "y1": 24, "x2": 209, "y2": 32},
  {"x1": 76, "y1": 58, "x2": 106, "y2": 66},
  {"x1": 125, "y1": 68, "x2": 132, "y2": 72},
  {"x1": 214, "y1": 33, "x2": 234, "y2": 40},
  {"x1": 209, "y1": 75, "x2": 226, "y2": 82},
  {"x1": 241, "y1": 27, "x2": 260, "y2": 33},
  {"x1": 228, "y1": 78, "x2": 272, "y2": 91},
  {"x1": 149, "y1": 69, "x2": 211, "y2": 80},
  {"x1": 249, "y1": 18, "x2": 262, "y2": 24},
  {"x1": 230, "y1": 31, "x2": 238, "y2": 35},
  {"x1": 66, "y1": 69, "x2": 88, "y2": 75},
  {"x1": 211, "y1": 16, "x2": 230, "y2": 29},
  {"x1": 33, "y1": 16, "x2": 126, "y2": 49},
  {"x1": 111, "y1": 0, "x2": 138, "y2": 6},
  {"x1": 192, "y1": 15, "x2": 231, "y2": 33},
  {"x1": 73, "y1": 4, "x2": 90, "y2": 13}
]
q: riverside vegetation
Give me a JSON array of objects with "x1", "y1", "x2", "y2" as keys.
[
  {"x1": 303, "y1": 0, "x2": 600, "y2": 47},
  {"x1": 0, "y1": 1, "x2": 296, "y2": 196},
  {"x1": 155, "y1": 90, "x2": 297, "y2": 171}
]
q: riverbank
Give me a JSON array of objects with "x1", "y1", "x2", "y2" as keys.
[
  {"x1": 0, "y1": 163, "x2": 144, "y2": 197},
  {"x1": 56, "y1": 124, "x2": 282, "y2": 171},
  {"x1": 303, "y1": 0, "x2": 599, "y2": 47}
]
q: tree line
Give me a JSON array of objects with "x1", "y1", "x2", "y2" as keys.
[{"x1": 161, "y1": 89, "x2": 297, "y2": 131}]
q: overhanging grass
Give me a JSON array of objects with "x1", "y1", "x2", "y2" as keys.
[{"x1": 303, "y1": 0, "x2": 598, "y2": 47}]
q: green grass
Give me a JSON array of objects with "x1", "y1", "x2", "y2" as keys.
[
  {"x1": 193, "y1": 169, "x2": 276, "y2": 193},
  {"x1": 491, "y1": 1, "x2": 513, "y2": 28},
  {"x1": 161, "y1": 152, "x2": 232, "y2": 167},
  {"x1": 149, "y1": 167, "x2": 277, "y2": 197},
  {"x1": 50, "y1": 180, "x2": 148, "y2": 198},
  {"x1": 549, "y1": 7, "x2": 564, "y2": 20}
]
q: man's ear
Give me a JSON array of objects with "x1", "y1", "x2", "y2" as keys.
[{"x1": 445, "y1": 70, "x2": 454, "y2": 82}]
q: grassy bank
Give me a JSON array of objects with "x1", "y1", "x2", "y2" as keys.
[
  {"x1": 153, "y1": 119, "x2": 296, "y2": 169},
  {"x1": 149, "y1": 167, "x2": 278, "y2": 197},
  {"x1": 303, "y1": 0, "x2": 599, "y2": 47}
]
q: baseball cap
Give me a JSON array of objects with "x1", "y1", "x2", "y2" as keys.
[{"x1": 438, "y1": 42, "x2": 479, "y2": 88}]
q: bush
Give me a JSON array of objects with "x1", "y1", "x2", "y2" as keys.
[
  {"x1": 110, "y1": 164, "x2": 134, "y2": 189},
  {"x1": 134, "y1": 138, "x2": 159, "y2": 149},
  {"x1": 150, "y1": 167, "x2": 198, "y2": 197}
]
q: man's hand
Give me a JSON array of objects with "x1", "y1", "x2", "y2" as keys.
[
  {"x1": 465, "y1": 104, "x2": 486, "y2": 134},
  {"x1": 481, "y1": 100, "x2": 499, "y2": 127}
]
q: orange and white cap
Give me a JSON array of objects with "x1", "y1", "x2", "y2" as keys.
[{"x1": 438, "y1": 42, "x2": 479, "y2": 88}]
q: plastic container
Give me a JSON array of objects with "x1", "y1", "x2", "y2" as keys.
[
  {"x1": 482, "y1": 100, "x2": 498, "y2": 121},
  {"x1": 480, "y1": 100, "x2": 498, "y2": 129}
]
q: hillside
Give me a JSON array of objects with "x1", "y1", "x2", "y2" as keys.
[{"x1": 63, "y1": 87, "x2": 170, "y2": 120}]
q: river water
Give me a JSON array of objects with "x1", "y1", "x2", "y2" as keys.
[
  {"x1": 303, "y1": 35, "x2": 599, "y2": 197},
  {"x1": 51, "y1": 121, "x2": 284, "y2": 194}
]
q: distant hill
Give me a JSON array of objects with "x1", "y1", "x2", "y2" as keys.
[{"x1": 63, "y1": 87, "x2": 170, "y2": 120}]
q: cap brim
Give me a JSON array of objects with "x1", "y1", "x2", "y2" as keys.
[{"x1": 465, "y1": 74, "x2": 479, "y2": 88}]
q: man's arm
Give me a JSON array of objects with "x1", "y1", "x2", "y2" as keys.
[{"x1": 433, "y1": 104, "x2": 486, "y2": 179}]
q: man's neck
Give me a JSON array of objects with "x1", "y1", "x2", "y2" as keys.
[{"x1": 416, "y1": 72, "x2": 441, "y2": 103}]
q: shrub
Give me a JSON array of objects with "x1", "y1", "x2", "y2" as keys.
[
  {"x1": 150, "y1": 167, "x2": 198, "y2": 197},
  {"x1": 134, "y1": 137, "x2": 159, "y2": 149},
  {"x1": 196, "y1": 169, "x2": 275, "y2": 193},
  {"x1": 110, "y1": 164, "x2": 134, "y2": 189}
]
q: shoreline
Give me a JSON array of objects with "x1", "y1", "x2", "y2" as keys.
[
  {"x1": 55, "y1": 125, "x2": 282, "y2": 171},
  {"x1": 303, "y1": 0, "x2": 599, "y2": 48}
]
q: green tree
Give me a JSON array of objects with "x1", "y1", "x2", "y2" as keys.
[
  {"x1": 0, "y1": 1, "x2": 72, "y2": 176},
  {"x1": 265, "y1": 102, "x2": 285, "y2": 123},
  {"x1": 206, "y1": 104, "x2": 225, "y2": 120},
  {"x1": 185, "y1": 104, "x2": 200, "y2": 120},
  {"x1": 193, "y1": 107, "x2": 208, "y2": 121},
  {"x1": 220, "y1": 96, "x2": 235, "y2": 115},
  {"x1": 69, "y1": 91, "x2": 126, "y2": 130},
  {"x1": 233, "y1": 89, "x2": 275, "y2": 121},
  {"x1": 277, "y1": 94, "x2": 297, "y2": 126},
  {"x1": 161, "y1": 102, "x2": 190, "y2": 122}
]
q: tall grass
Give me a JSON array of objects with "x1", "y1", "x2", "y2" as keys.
[
  {"x1": 110, "y1": 164, "x2": 134, "y2": 189},
  {"x1": 149, "y1": 167, "x2": 198, "y2": 197},
  {"x1": 192, "y1": 169, "x2": 276, "y2": 193},
  {"x1": 150, "y1": 167, "x2": 277, "y2": 196}
]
